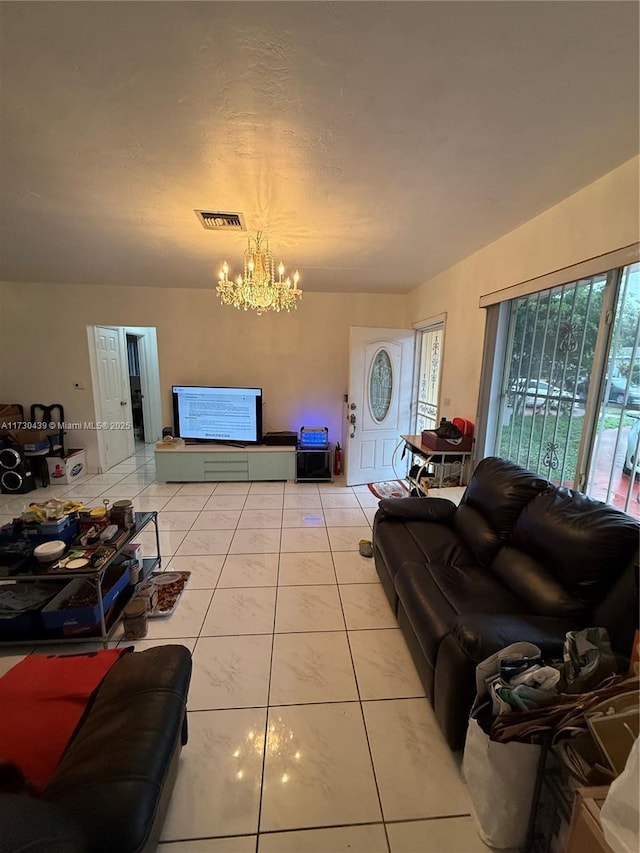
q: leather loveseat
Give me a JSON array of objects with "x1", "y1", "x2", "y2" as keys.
[
  {"x1": 373, "y1": 456, "x2": 639, "y2": 751},
  {"x1": 0, "y1": 644, "x2": 192, "y2": 853}
]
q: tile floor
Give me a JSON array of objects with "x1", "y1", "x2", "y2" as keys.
[{"x1": 0, "y1": 447, "x2": 491, "y2": 853}]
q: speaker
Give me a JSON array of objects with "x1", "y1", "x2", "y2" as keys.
[{"x1": 0, "y1": 444, "x2": 35, "y2": 494}]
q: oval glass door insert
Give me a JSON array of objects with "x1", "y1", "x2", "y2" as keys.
[{"x1": 369, "y1": 348, "x2": 393, "y2": 422}]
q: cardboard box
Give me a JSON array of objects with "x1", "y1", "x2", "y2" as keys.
[
  {"x1": 0, "y1": 428, "x2": 57, "y2": 452},
  {"x1": 41, "y1": 563, "x2": 129, "y2": 630},
  {"x1": 421, "y1": 431, "x2": 473, "y2": 452},
  {"x1": 46, "y1": 448, "x2": 87, "y2": 484}
]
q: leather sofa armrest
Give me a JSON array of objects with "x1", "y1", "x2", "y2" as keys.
[
  {"x1": 449, "y1": 612, "x2": 583, "y2": 663},
  {"x1": 377, "y1": 497, "x2": 457, "y2": 522},
  {"x1": 0, "y1": 793, "x2": 88, "y2": 853}
]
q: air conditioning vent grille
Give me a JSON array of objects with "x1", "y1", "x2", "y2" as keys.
[{"x1": 195, "y1": 210, "x2": 246, "y2": 231}]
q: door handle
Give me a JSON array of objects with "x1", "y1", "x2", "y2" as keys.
[
  {"x1": 349, "y1": 412, "x2": 356, "y2": 438},
  {"x1": 120, "y1": 400, "x2": 128, "y2": 406}
]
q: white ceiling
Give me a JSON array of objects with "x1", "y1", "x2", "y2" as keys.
[{"x1": 1, "y1": 2, "x2": 638, "y2": 294}]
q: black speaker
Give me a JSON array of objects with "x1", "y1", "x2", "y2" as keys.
[
  {"x1": 0, "y1": 445, "x2": 35, "y2": 494},
  {"x1": 162, "y1": 426, "x2": 174, "y2": 440}
]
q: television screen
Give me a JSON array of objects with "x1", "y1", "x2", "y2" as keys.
[{"x1": 172, "y1": 386, "x2": 263, "y2": 444}]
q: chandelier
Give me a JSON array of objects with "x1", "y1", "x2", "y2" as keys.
[{"x1": 216, "y1": 231, "x2": 302, "y2": 315}]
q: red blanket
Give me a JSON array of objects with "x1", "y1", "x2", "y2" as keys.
[{"x1": 0, "y1": 648, "x2": 129, "y2": 789}]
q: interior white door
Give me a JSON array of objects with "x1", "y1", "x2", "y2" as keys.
[
  {"x1": 346, "y1": 326, "x2": 415, "y2": 486},
  {"x1": 94, "y1": 326, "x2": 134, "y2": 469}
]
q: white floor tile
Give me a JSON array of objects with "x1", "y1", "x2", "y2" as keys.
[
  {"x1": 244, "y1": 494, "x2": 284, "y2": 510},
  {"x1": 163, "y1": 494, "x2": 209, "y2": 512},
  {"x1": 100, "y1": 485, "x2": 145, "y2": 500},
  {"x1": 229, "y1": 528, "x2": 282, "y2": 554},
  {"x1": 176, "y1": 482, "x2": 218, "y2": 496},
  {"x1": 158, "y1": 510, "x2": 199, "y2": 531},
  {"x1": 363, "y1": 508, "x2": 378, "y2": 525},
  {"x1": 249, "y1": 482, "x2": 285, "y2": 494},
  {"x1": 143, "y1": 589, "x2": 213, "y2": 640},
  {"x1": 204, "y1": 494, "x2": 248, "y2": 510},
  {"x1": 161, "y1": 708, "x2": 266, "y2": 839},
  {"x1": 259, "y1": 703, "x2": 382, "y2": 831},
  {"x1": 164, "y1": 555, "x2": 225, "y2": 589},
  {"x1": 189, "y1": 635, "x2": 272, "y2": 709},
  {"x1": 134, "y1": 494, "x2": 171, "y2": 512},
  {"x1": 327, "y1": 526, "x2": 372, "y2": 551},
  {"x1": 213, "y1": 482, "x2": 251, "y2": 495},
  {"x1": 269, "y1": 631, "x2": 358, "y2": 705},
  {"x1": 386, "y1": 816, "x2": 493, "y2": 852},
  {"x1": 275, "y1": 585, "x2": 345, "y2": 632},
  {"x1": 201, "y1": 587, "x2": 276, "y2": 636},
  {"x1": 192, "y1": 509, "x2": 242, "y2": 530},
  {"x1": 259, "y1": 824, "x2": 388, "y2": 853},
  {"x1": 279, "y1": 527, "x2": 330, "y2": 553},
  {"x1": 237, "y1": 509, "x2": 283, "y2": 529},
  {"x1": 139, "y1": 483, "x2": 181, "y2": 497},
  {"x1": 356, "y1": 491, "x2": 382, "y2": 507},
  {"x1": 278, "y1": 552, "x2": 336, "y2": 586},
  {"x1": 332, "y1": 551, "x2": 379, "y2": 583},
  {"x1": 160, "y1": 839, "x2": 256, "y2": 853},
  {"x1": 339, "y1": 583, "x2": 397, "y2": 629},
  {"x1": 283, "y1": 493, "x2": 323, "y2": 509},
  {"x1": 363, "y1": 698, "x2": 471, "y2": 821},
  {"x1": 348, "y1": 629, "x2": 425, "y2": 699},
  {"x1": 218, "y1": 554, "x2": 279, "y2": 588},
  {"x1": 175, "y1": 530, "x2": 235, "y2": 556},
  {"x1": 281, "y1": 508, "x2": 325, "y2": 527},
  {"x1": 137, "y1": 529, "x2": 187, "y2": 557},
  {"x1": 323, "y1": 507, "x2": 369, "y2": 526},
  {"x1": 320, "y1": 493, "x2": 360, "y2": 508}
]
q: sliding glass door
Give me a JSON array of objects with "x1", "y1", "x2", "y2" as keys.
[
  {"x1": 492, "y1": 263, "x2": 639, "y2": 519},
  {"x1": 585, "y1": 263, "x2": 640, "y2": 514}
]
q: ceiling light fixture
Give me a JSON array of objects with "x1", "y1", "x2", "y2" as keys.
[{"x1": 216, "y1": 232, "x2": 302, "y2": 315}]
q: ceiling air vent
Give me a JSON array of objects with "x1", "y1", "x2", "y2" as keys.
[{"x1": 195, "y1": 210, "x2": 246, "y2": 231}]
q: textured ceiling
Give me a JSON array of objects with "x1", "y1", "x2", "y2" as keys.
[{"x1": 0, "y1": 1, "x2": 638, "y2": 294}]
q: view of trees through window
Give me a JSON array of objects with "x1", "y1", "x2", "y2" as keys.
[{"x1": 496, "y1": 263, "x2": 639, "y2": 516}]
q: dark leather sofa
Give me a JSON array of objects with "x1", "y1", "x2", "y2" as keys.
[
  {"x1": 373, "y1": 456, "x2": 639, "y2": 751},
  {"x1": 0, "y1": 644, "x2": 192, "y2": 853}
]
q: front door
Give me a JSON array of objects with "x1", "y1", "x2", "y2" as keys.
[
  {"x1": 94, "y1": 326, "x2": 134, "y2": 469},
  {"x1": 346, "y1": 327, "x2": 415, "y2": 486}
]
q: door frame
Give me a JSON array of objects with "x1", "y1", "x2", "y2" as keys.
[
  {"x1": 123, "y1": 326, "x2": 162, "y2": 446},
  {"x1": 87, "y1": 325, "x2": 162, "y2": 472}
]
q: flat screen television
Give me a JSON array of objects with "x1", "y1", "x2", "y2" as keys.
[{"x1": 172, "y1": 386, "x2": 263, "y2": 445}]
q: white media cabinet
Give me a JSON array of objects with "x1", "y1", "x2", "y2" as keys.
[{"x1": 155, "y1": 441, "x2": 296, "y2": 482}]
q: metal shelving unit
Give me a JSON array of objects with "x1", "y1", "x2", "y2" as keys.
[{"x1": 0, "y1": 511, "x2": 160, "y2": 648}]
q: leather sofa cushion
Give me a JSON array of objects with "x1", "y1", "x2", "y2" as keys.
[
  {"x1": 377, "y1": 496, "x2": 457, "y2": 522},
  {"x1": 455, "y1": 457, "x2": 549, "y2": 564},
  {"x1": 374, "y1": 516, "x2": 477, "y2": 579},
  {"x1": 450, "y1": 612, "x2": 581, "y2": 663},
  {"x1": 511, "y1": 488, "x2": 640, "y2": 606},
  {"x1": 490, "y1": 546, "x2": 585, "y2": 617},
  {"x1": 396, "y1": 561, "x2": 524, "y2": 668}
]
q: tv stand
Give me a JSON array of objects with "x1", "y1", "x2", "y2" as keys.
[{"x1": 155, "y1": 441, "x2": 295, "y2": 482}]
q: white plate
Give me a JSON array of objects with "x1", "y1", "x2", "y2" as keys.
[
  {"x1": 66, "y1": 558, "x2": 90, "y2": 570},
  {"x1": 153, "y1": 572, "x2": 183, "y2": 586}
]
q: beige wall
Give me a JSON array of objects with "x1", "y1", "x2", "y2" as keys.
[
  {"x1": 0, "y1": 285, "x2": 405, "y2": 470},
  {"x1": 1, "y1": 158, "x2": 637, "y2": 473},
  {"x1": 407, "y1": 156, "x2": 640, "y2": 423}
]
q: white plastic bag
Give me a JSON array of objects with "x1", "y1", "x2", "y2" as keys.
[
  {"x1": 600, "y1": 736, "x2": 640, "y2": 853},
  {"x1": 462, "y1": 642, "x2": 543, "y2": 849},
  {"x1": 462, "y1": 717, "x2": 541, "y2": 848}
]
